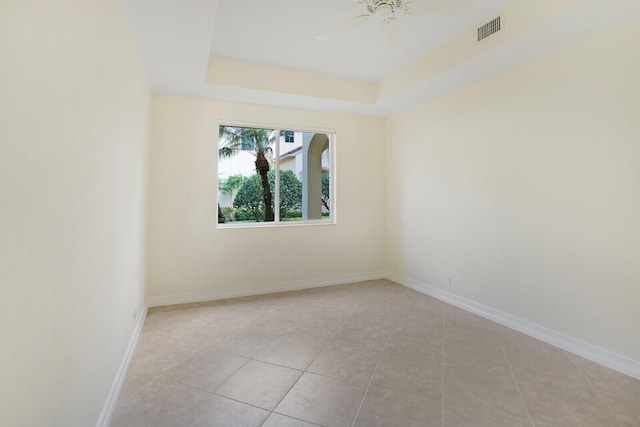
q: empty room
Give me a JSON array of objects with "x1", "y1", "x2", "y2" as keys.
[{"x1": 2, "y1": 0, "x2": 639, "y2": 426}]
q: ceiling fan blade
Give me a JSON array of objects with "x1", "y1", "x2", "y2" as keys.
[
  {"x1": 403, "y1": 0, "x2": 474, "y2": 16},
  {"x1": 382, "y1": 18, "x2": 402, "y2": 47},
  {"x1": 316, "y1": 14, "x2": 370, "y2": 40}
]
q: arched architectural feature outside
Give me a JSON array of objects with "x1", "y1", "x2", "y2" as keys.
[{"x1": 302, "y1": 133, "x2": 329, "y2": 220}]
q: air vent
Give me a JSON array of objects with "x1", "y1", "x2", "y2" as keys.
[{"x1": 477, "y1": 16, "x2": 501, "y2": 42}]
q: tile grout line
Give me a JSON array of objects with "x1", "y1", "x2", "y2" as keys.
[
  {"x1": 146, "y1": 306, "x2": 313, "y2": 426},
  {"x1": 244, "y1": 358, "x2": 305, "y2": 373},
  {"x1": 349, "y1": 297, "x2": 402, "y2": 427},
  {"x1": 269, "y1": 412, "x2": 325, "y2": 427},
  {"x1": 300, "y1": 300, "x2": 363, "y2": 373},
  {"x1": 120, "y1": 313, "x2": 255, "y2": 401},
  {"x1": 496, "y1": 326, "x2": 535, "y2": 427},
  {"x1": 127, "y1": 284, "x2": 610, "y2": 426},
  {"x1": 258, "y1": 299, "x2": 365, "y2": 427},
  {"x1": 153, "y1": 328, "x2": 259, "y2": 396},
  {"x1": 160, "y1": 355, "x2": 252, "y2": 397},
  {"x1": 116, "y1": 284, "x2": 398, "y2": 426},
  {"x1": 114, "y1": 284, "x2": 640, "y2": 427},
  {"x1": 349, "y1": 346, "x2": 386, "y2": 427},
  {"x1": 150, "y1": 374, "x2": 274, "y2": 416},
  {"x1": 565, "y1": 351, "x2": 625, "y2": 427}
]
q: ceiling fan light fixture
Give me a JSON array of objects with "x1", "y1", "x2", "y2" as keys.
[
  {"x1": 377, "y1": 4, "x2": 394, "y2": 19},
  {"x1": 381, "y1": 16, "x2": 398, "y2": 27},
  {"x1": 317, "y1": 0, "x2": 475, "y2": 41}
]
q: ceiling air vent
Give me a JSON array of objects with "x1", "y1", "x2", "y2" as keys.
[{"x1": 477, "y1": 16, "x2": 501, "y2": 42}]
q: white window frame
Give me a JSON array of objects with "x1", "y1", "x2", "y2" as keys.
[{"x1": 217, "y1": 120, "x2": 336, "y2": 228}]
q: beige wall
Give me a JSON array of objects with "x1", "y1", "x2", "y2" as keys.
[
  {"x1": 147, "y1": 95, "x2": 386, "y2": 300},
  {"x1": 0, "y1": 1, "x2": 149, "y2": 426},
  {"x1": 386, "y1": 21, "x2": 640, "y2": 362},
  {"x1": 2, "y1": 3, "x2": 638, "y2": 425}
]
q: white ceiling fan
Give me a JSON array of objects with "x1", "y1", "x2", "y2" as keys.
[{"x1": 317, "y1": 0, "x2": 475, "y2": 46}]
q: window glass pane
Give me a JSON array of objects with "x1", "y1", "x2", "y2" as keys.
[
  {"x1": 218, "y1": 125, "x2": 333, "y2": 225},
  {"x1": 278, "y1": 131, "x2": 332, "y2": 222},
  {"x1": 321, "y1": 146, "x2": 331, "y2": 220},
  {"x1": 284, "y1": 130, "x2": 295, "y2": 143},
  {"x1": 218, "y1": 126, "x2": 276, "y2": 223},
  {"x1": 278, "y1": 130, "x2": 303, "y2": 221}
]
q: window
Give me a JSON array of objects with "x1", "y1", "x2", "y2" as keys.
[
  {"x1": 217, "y1": 125, "x2": 334, "y2": 226},
  {"x1": 284, "y1": 130, "x2": 295, "y2": 143}
]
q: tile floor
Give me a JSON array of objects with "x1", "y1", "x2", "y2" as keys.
[{"x1": 111, "y1": 280, "x2": 640, "y2": 427}]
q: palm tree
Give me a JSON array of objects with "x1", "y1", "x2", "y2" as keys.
[
  {"x1": 218, "y1": 175, "x2": 245, "y2": 223},
  {"x1": 219, "y1": 126, "x2": 278, "y2": 222},
  {"x1": 219, "y1": 175, "x2": 246, "y2": 202},
  {"x1": 217, "y1": 203, "x2": 225, "y2": 224}
]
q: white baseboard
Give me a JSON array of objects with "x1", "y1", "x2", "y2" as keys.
[
  {"x1": 96, "y1": 305, "x2": 148, "y2": 427},
  {"x1": 146, "y1": 271, "x2": 387, "y2": 308},
  {"x1": 386, "y1": 272, "x2": 640, "y2": 380}
]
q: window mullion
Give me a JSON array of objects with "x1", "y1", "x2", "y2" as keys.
[{"x1": 274, "y1": 129, "x2": 280, "y2": 223}]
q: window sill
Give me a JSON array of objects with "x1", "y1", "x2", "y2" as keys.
[{"x1": 216, "y1": 219, "x2": 336, "y2": 229}]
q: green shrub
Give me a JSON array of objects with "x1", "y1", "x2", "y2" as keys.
[
  {"x1": 233, "y1": 170, "x2": 302, "y2": 221},
  {"x1": 234, "y1": 208, "x2": 258, "y2": 222}
]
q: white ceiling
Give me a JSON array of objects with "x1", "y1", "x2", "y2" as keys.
[
  {"x1": 122, "y1": 0, "x2": 640, "y2": 116},
  {"x1": 209, "y1": 0, "x2": 512, "y2": 81}
]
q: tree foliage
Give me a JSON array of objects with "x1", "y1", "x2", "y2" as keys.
[
  {"x1": 322, "y1": 172, "x2": 330, "y2": 213},
  {"x1": 219, "y1": 126, "x2": 278, "y2": 221},
  {"x1": 233, "y1": 170, "x2": 302, "y2": 221},
  {"x1": 273, "y1": 170, "x2": 303, "y2": 218},
  {"x1": 232, "y1": 175, "x2": 264, "y2": 221},
  {"x1": 218, "y1": 127, "x2": 276, "y2": 162},
  {"x1": 219, "y1": 175, "x2": 246, "y2": 198}
]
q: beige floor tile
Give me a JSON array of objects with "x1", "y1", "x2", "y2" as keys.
[
  {"x1": 114, "y1": 283, "x2": 638, "y2": 427},
  {"x1": 444, "y1": 364, "x2": 530, "y2": 420},
  {"x1": 110, "y1": 379, "x2": 210, "y2": 427},
  {"x1": 498, "y1": 327, "x2": 560, "y2": 359},
  {"x1": 164, "y1": 320, "x2": 234, "y2": 350},
  {"x1": 349, "y1": 305, "x2": 396, "y2": 320},
  {"x1": 262, "y1": 413, "x2": 321, "y2": 427},
  {"x1": 370, "y1": 347, "x2": 443, "y2": 396},
  {"x1": 307, "y1": 338, "x2": 383, "y2": 389},
  {"x1": 213, "y1": 329, "x2": 278, "y2": 358},
  {"x1": 444, "y1": 403, "x2": 532, "y2": 427},
  {"x1": 142, "y1": 310, "x2": 200, "y2": 337},
  {"x1": 275, "y1": 372, "x2": 364, "y2": 427},
  {"x1": 128, "y1": 332, "x2": 200, "y2": 376},
  {"x1": 118, "y1": 368, "x2": 153, "y2": 401},
  {"x1": 249, "y1": 316, "x2": 299, "y2": 336},
  {"x1": 213, "y1": 360, "x2": 302, "y2": 410},
  {"x1": 510, "y1": 352, "x2": 588, "y2": 389},
  {"x1": 160, "y1": 347, "x2": 248, "y2": 392},
  {"x1": 444, "y1": 336, "x2": 509, "y2": 370},
  {"x1": 405, "y1": 297, "x2": 445, "y2": 311},
  {"x1": 394, "y1": 307, "x2": 443, "y2": 326},
  {"x1": 383, "y1": 338, "x2": 443, "y2": 361},
  {"x1": 353, "y1": 386, "x2": 442, "y2": 427},
  {"x1": 445, "y1": 305, "x2": 496, "y2": 321},
  {"x1": 199, "y1": 307, "x2": 260, "y2": 328},
  {"x1": 513, "y1": 363, "x2": 590, "y2": 390},
  {"x1": 500, "y1": 331, "x2": 590, "y2": 389},
  {"x1": 500, "y1": 329, "x2": 569, "y2": 364},
  {"x1": 444, "y1": 317, "x2": 501, "y2": 345},
  {"x1": 601, "y1": 392, "x2": 640, "y2": 427},
  {"x1": 333, "y1": 321, "x2": 390, "y2": 346},
  {"x1": 568, "y1": 353, "x2": 640, "y2": 396},
  {"x1": 181, "y1": 393, "x2": 269, "y2": 427},
  {"x1": 519, "y1": 379, "x2": 620, "y2": 427},
  {"x1": 387, "y1": 326, "x2": 444, "y2": 349},
  {"x1": 254, "y1": 335, "x2": 328, "y2": 370}
]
